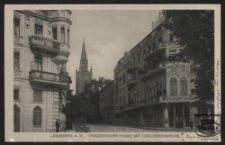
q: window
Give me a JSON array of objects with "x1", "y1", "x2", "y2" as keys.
[
  {"x1": 180, "y1": 77, "x2": 188, "y2": 95},
  {"x1": 169, "y1": 33, "x2": 174, "y2": 42},
  {"x1": 14, "y1": 52, "x2": 20, "y2": 71},
  {"x1": 153, "y1": 86, "x2": 157, "y2": 97},
  {"x1": 158, "y1": 36, "x2": 162, "y2": 43},
  {"x1": 123, "y1": 96, "x2": 126, "y2": 106},
  {"x1": 152, "y1": 42, "x2": 156, "y2": 51},
  {"x1": 34, "y1": 55, "x2": 42, "y2": 71},
  {"x1": 34, "y1": 89, "x2": 42, "y2": 102},
  {"x1": 14, "y1": 17, "x2": 20, "y2": 36},
  {"x1": 14, "y1": 105, "x2": 20, "y2": 132},
  {"x1": 138, "y1": 53, "x2": 140, "y2": 63},
  {"x1": 35, "y1": 24, "x2": 43, "y2": 36},
  {"x1": 14, "y1": 89, "x2": 19, "y2": 100},
  {"x1": 148, "y1": 45, "x2": 152, "y2": 53},
  {"x1": 52, "y1": 27, "x2": 57, "y2": 40},
  {"x1": 133, "y1": 57, "x2": 136, "y2": 64},
  {"x1": 123, "y1": 75, "x2": 126, "y2": 83},
  {"x1": 33, "y1": 106, "x2": 42, "y2": 126},
  {"x1": 61, "y1": 26, "x2": 65, "y2": 43},
  {"x1": 143, "y1": 49, "x2": 146, "y2": 57},
  {"x1": 170, "y1": 77, "x2": 177, "y2": 95},
  {"x1": 149, "y1": 87, "x2": 152, "y2": 98},
  {"x1": 67, "y1": 28, "x2": 70, "y2": 44}
]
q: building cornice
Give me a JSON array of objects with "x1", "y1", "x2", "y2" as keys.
[
  {"x1": 16, "y1": 10, "x2": 49, "y2": 21},
  {"x1": 16, "y1": 10, "x2": 72, "y2": 25}
]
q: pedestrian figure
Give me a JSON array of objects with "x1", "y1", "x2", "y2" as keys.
[{"x1": 55, "y1": 119, "x2": 60, "y2": 132}]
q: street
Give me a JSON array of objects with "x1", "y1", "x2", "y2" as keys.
[{"x1": 67, "y1": 124, "x2": 194, "y2": 132}]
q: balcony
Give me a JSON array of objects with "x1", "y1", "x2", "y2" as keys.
[
  {"x1": 140, "y1": 63, "x2": 165, "y2": 80},
  {"x1": 126, "y1": 78, "x2": 138, "y2": 88},
  {"x1": 29, "y1": 70, "x2": 71, "y2": 88},
  {"x1": 126, "y1": 63, "x2": 138, "y2": 73},
  {"x1": 163, "y1": 95, "x2": 192, "y2": 103},
  {"x1": 29, "y1": 35, "x2": 71, "y2": 55},
  {"x1": 29, "y1": 35, "x2": 60, "y2": 54},
  {"x1": 144, "y1": 43, "x2": 166, "y2": 61}
]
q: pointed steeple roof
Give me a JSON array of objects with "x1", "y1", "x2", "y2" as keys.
[{"x1": 81, "y1": 39, "x2": 87, "y2": 61}]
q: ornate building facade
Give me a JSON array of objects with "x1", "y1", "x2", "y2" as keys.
[
  {"x1": 76, "y1": 40, "x2": 92, "y2": 94},
  {"x1": 14, "y1": 10, "x2": 72, "y2": 132},
  {"x1": 113, "y1": 13, "x2": 213, "y2": 128}
]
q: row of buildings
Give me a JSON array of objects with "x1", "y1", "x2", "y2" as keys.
[
  {"x1": 99, "y1": 13, "x2": 213, "y2": 129},
  {"x1": 13, "y1": 10, "x2": 213, "y2": 132}
]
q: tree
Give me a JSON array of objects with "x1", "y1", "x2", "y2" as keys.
[
  {"x1": 163, "y1": 10, "x2": 214, "y2": 102},
  {"x1": 63, "y1": 78, "x2": 109, "y2": 130},
  {"x1": 63, "y1": 92, "x2": 95, "y2": 132}
]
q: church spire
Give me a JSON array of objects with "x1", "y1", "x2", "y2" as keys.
[
  {"x1": 81, "y1": 38, "x2": 87, "y2": 61},
  {"x1": 79, "y1": 38, "x2": 88, "y2": 72}
]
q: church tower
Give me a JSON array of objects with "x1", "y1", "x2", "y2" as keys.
[{"x1": 76, "y1": 39, "x2": 92, "y2": 94}]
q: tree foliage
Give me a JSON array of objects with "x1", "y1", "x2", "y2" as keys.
[
  {"x1": 163, "y1": 10, "x2": 214, "y2": 101},
  {"x1": 63, "y1": 79, "x2": 109, "y2": 124}
]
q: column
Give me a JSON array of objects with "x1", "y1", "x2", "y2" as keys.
[{"x1": 164, "y1": 104, "x2": 169, "y2": 128}]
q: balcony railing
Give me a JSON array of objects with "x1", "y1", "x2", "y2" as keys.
[
  {"x1": 163, "y1": 95, "x2": 191, "y2": 102},
  {"x1": 126, "y1": 78, "x2": 138, "y2": 87},
  {"x1": 140, "y1": 63, "x2": 165, "y2": 79},
  {"x1": 29, "y1": 70, "x2": 71, "y2": 88},
  {"x1": 144, "y1": 43, "x2": 166, "y2": 61},
  {"x1": 29, "y1": 35, "x2": 60, "y2": 53},
  {"x1": 126, "y1": 63, "x2": 138, "y2": 73},
  {"x1": 29, "y1": 35, "x2": 70, "y2": 55}
]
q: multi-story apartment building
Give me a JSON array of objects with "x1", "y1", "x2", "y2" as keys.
[
  {"x1": 99, "y1": 80, "x2": 114, "y2": 124},
  {"x1": 113, "y1": 13, "x2": 213, "y2": 128},
  {"x1": 14, "y1": 10, "x2": 72, "y2": 132}
]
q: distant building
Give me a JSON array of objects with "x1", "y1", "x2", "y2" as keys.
[
  {"x1": 76, "y1": 40, "x2": 92, "y2": 94},
  {"x1": 14, "y1": 10, "x2": 72, "y2": 132},
  {"x1": 113, "y1": 12, "x2": 213, "y2": 128},
  {"x1": 99, "y1": 80, "x2": 114, "y2": 124}
]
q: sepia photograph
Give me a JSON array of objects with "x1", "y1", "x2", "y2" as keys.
[{"x1": 5, "y1": 4, "x2": 221, "y2": 142}]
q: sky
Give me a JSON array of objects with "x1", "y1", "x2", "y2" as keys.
[{"x1": 67, "y1": 10, "x2": 160, "y2": 93}]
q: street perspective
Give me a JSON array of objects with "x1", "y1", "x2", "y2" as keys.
[{"x1": 5, "y1": 4, "x2": 221, "y2": 142}]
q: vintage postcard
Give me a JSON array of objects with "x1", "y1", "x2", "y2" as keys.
[{"x1": 5, "y1": 4, "x2": 221, "y2": 142}]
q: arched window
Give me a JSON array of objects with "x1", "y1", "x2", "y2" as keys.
[
  {"x1": 14, "y1": 105, "x2": 20, "y2": 132},
  {"x1": 180, "y1": 77, "x2": 188, "y2": 95},
  {"x1": 33, "y1": 106, "x2": 42, "y2": 127},
  {"x1": 170, "y1": 77, "x2": 177, "y2": 95}
]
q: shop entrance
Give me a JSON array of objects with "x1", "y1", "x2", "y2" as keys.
[{"x1": 169, "y1": 103, "x2": 190, "y2": 128}]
